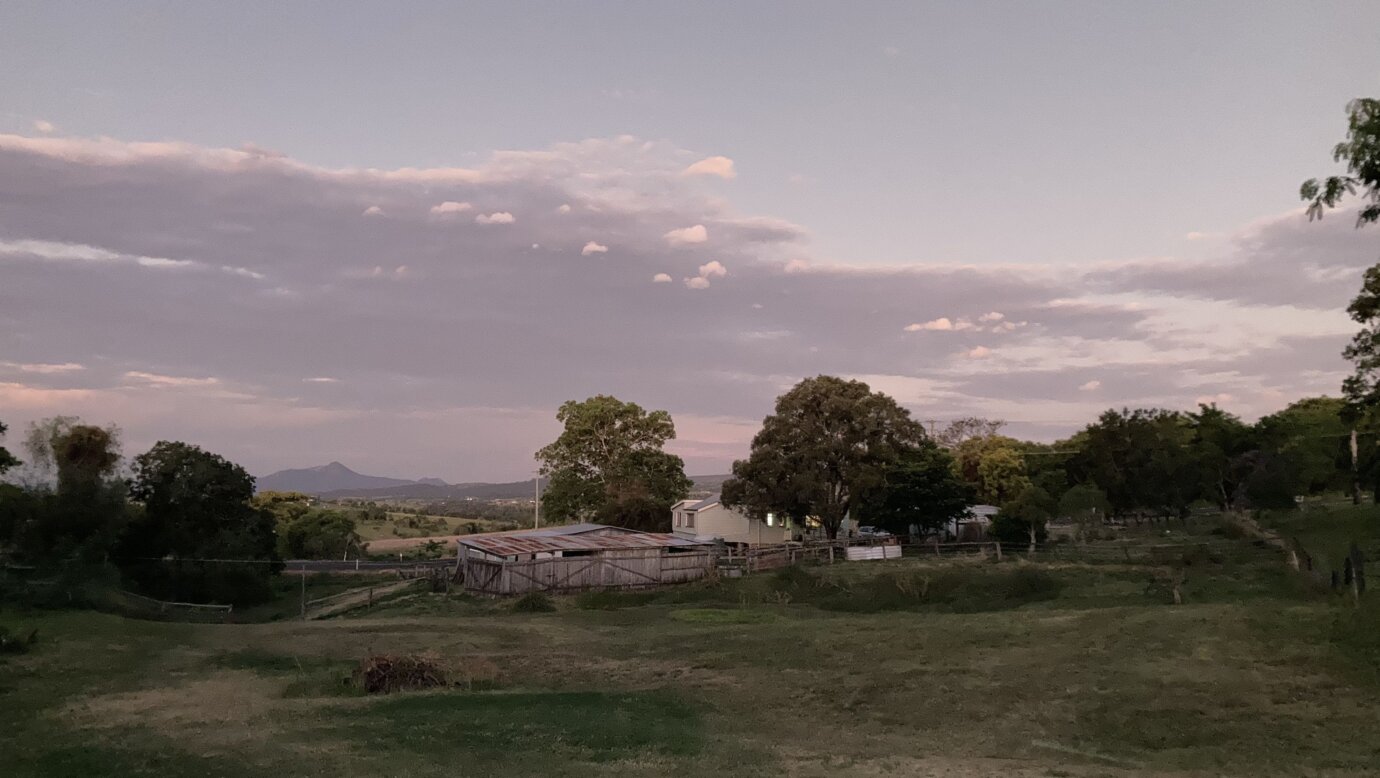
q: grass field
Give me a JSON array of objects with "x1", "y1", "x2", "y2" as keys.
[
  {"x1": 355, "y1": 513, "x2": 511, "y2": 542},
  {"x1": 3, "y1": 511, "x2": 1379, "y2": 777}
]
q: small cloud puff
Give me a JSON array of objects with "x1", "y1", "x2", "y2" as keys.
[
  {"x1": 303, "y1": 377, "x2": 339, "y2": 383},
  {"x1": 429, "y1": 201, "x2": 472, "y2": 215},
  {"x1": 664, "y1": 224, "x2": 708, "y2": 246},
  {"x1": 783, "y1": 259, "x2": 810, "y2": 274},
  {"x1": 582, "y1": 241, "x2": 609, "y2": 256},
  {"x1": 682, "y1": 156, "x2": 736, "y2": 180},
  {"x1": 33, "y1": 119, "x2": 56, "y2": 134},
  {"x1": 362, "y1": 205, "x2": 385, "y2": 216},
  {"x1": 965, "y1": 346, "x2": 992, "y2": 359},
  {"x1": 652, "y1": 273, "x2": 673, "y2": 283},
  {"x1": 1079, "y1": 380, "x2": 1102, "y2": 391},
  {"x1": 904, "y1": 317, "x2": 974, "y2": 332},
  {"x1": 557, "y1": 204, "x2": 572, "y2": 214},
  {"x1": 978, "y1": 311, "x2": 1005, "y2": 322},
  {"x1": 684, "y1": 276, "x2": 711, "y2": 289},
  {"x1": 476, "y1": 212, "x2": 515, "y2": 225},
  {"x1": 698, "y1": 260, "x2": 727, "y2": 278}
]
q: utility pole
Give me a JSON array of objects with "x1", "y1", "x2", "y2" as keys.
[{"x1": 534, "y1": 471, "x2": 541, "y2": 528}]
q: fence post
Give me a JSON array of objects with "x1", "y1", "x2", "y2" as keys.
[{"x1": 994, "y1": 542, "x2": 1002, "y2": 562}]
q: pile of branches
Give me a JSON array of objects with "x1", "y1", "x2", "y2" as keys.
[{"x1": 355, "y1": 653, "x2": 447, "y2": 694}]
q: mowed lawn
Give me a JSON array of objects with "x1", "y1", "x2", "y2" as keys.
[{"x1": 4, "y1": 523, "x2": 1380, "y2": 776}]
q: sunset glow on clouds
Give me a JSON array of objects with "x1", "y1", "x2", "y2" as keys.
[{"x1": 0, "y1": 131, "x2": 1372, "y2": 478}]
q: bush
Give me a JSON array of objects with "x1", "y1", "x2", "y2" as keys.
[
  {"x1": 511, "y1": 592, "x2": 556, "y2": 613},
  {"x1": 355, "y1": 654, "x2": 447, "y2": 694},
  {"x1": 989, "y1": 512, "x2": 1049, "y2": 547},
  {"x1": 0, "y1": 625, "x2": 38, "y2": 654}
]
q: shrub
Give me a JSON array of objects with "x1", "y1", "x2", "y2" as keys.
[
  {"x1": 0, "y1": 625, "x2": 37, "y2": 654},
  {"x1": 355, "y1": 654, "x2": 447, "y2": 694},
  {"x1": 512, "y1": 592, "x2": 556, "y2": 613}
]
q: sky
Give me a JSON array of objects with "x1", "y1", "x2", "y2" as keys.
[{"x1": 2, "y1": 1, "x2": 1380, "y2": 481}]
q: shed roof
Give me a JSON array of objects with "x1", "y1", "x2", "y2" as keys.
[{"x1": 457, "y1": 531, "x2": 712, "y2": 557}]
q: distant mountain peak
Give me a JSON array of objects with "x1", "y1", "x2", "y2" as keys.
[{"x1": 256, "y1": 462, "x2": 415, "y2": 494}]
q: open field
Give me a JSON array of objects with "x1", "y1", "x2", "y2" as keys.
[{"x1": 3, "y1": 512, "x2": 1380, "y2": 777}]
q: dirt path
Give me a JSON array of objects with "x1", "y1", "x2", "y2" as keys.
[{"x1": 305, "y1": 578, "x2": 424, "y2": 620}]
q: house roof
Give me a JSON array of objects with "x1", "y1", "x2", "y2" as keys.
[
  {"x1": 680, "y1": 495, "x2": 721, "y2": 511},
  {"x1": 457, "y1": 531, "x2": 712, "y2": 557}
]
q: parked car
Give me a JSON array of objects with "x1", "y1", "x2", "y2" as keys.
[{"x1": 856, "y1": 525, "x2": 892, "y2": 538}]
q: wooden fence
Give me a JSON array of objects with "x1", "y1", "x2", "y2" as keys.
[{"x1": 455, "y1": 548, "x2": 716, "y2": 596}]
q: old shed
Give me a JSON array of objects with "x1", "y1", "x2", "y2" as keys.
[{"x1": 453, "y1": 525, "x2": 716, "y2": 596}]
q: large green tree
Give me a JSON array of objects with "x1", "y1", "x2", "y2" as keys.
[
  {"x1": 1253, "y1": 397, "x2": 1349, "y2": 495},
  {"x1": 1069, "y1": 408, "x2": 1197, "y2": 520},
  {"x1": 1187, "y1": 404, "x2": 1256, "y2": 512},
  {"x1": 1301, "y1": 98, "x2": 1379, "y2": 502},
  {"x1": 9, "y1": 417, "x2": 128, "y2": 565},
  {"x1": 122, "y1": 441, "x2": 279, "y2": 604},
  {"x1": 721, "y1": 376, "x2": 926, "y2": 538},
  {"x1": 951, "y1": 434, "x2": 1031, "y2": 506},
  {"x1": 854, "y1": 440, "x2": 973, "y2": 536},
  {"x1": 536, "y1": 395, "x2": 692, "y2": 521}
]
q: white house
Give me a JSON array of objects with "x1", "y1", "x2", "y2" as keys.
[{"x1": 671, "y1": 495, "x2": 793, "y2": 546}]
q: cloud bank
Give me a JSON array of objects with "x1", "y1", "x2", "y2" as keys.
[{"x1": 0, "y1": 132, "x2": 1373, "y2": 479}]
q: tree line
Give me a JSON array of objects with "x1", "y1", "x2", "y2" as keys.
[
  {"x1": 534, "y1": 381, "x2": 1374, "y2": 546},
  {"x1": 0, "y1": 419, "x2": 364, "y2": 605}
]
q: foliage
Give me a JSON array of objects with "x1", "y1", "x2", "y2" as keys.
[
  {"x1": 1069, "y1": 408, "x2": 1197, "y2": 518},
  {"x1": 1300, "y1": 98, "x2": 1380, "y2": 227},
  {"x1": 951, "y1": 434, "x2": 1031, "y2": 506},
  {"x1": 854, "y1": 440, "x2": 973, "y2": 535},
  {"x1": 1188, "y1": 404, "x2": 1255, "y2": 511},
  {"x1": 0, "y1": 625, "x2": 38, "y2": 654},
  {"x1": 1254, "y1": 397, "x2": 1349, "y2": 495},
  {"x1": 536, "y1": 395, "x2": 691, "y2": 521},
  {"x1": 3, "y1": 417, "x2": 128, "y2": 566},
  {"x1": 933, "y1": 417, "x2": 1005, "y2": 449},
  {"x1": 254, "y1": 492, "x2": 361, "y2": 559},
  {"x1": 721, "y1": 376, "x2": 926, "y2": 538},
  {"x1": 993, "y1": 485, "x2": 1054, "y2": 547},
  {"x1": 0, "y1": 420, "x2": 18, "y2": 475},
  {"x1": 1058, "y1": 484, "x2": 1109, "y2": 542},
  {"x1": 121, "y1": 441, "x2": 280, "y2": 605},
  {"x1": 593, "y1": 494, "x2": 672, "y2": 532},
  {"x1": 1302, "y1": 99, "x2": 1380, "y2": 420},
  {"x1": 278, "y1": 510, "x2": 362, "y2": 559}
]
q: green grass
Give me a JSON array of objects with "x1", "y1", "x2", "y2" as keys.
[
  {"x1": 1258, "y1": 502, "x2": 1380, "y2": 579},
  {"x1": 354, "y1": 513, "x2": 510, "y2": 541},
  {"x1": 4, "y1": 512, "x2": 1380, "y2": 776}
]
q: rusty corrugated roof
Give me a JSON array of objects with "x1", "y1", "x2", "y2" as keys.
[{"x1": 457, "y1": 531, "x2": 711, "y2": 557}]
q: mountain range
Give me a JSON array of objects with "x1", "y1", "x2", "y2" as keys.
[{"x1": 256, "y1": 462, "x2": 727, "y2": 500}]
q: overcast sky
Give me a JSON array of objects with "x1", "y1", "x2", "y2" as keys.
[{"x1": 3, "y1": 2, "x2": 1380, "y2": 481}]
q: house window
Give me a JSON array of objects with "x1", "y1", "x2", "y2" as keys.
[
  {"x1": 766, "y1": 512, "x2": 775, "y2": 527},
  {"x1": 686, "y1": 511, "x2": 695, "y2": 529}
]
